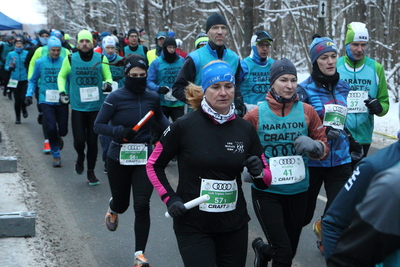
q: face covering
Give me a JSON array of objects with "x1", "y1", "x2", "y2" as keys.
[
  {"x1": 104, "y1": 53, "x2": 117, "y2": 62},
  {"x1": 124, "y1": 76, "x2": 147, "y2": 93},
  {"x1": 14, "y1": 47, "x2": 24, "y2": 53},
  {"x1": 39, "y1": 37, "x2": 48, "y2": 45}
]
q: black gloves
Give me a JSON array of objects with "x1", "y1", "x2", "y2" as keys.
[
  {"x1": 243, "y1": 156, "x2": 264, "y2": 178},
  {"x1": 325, "y1": 126, "x2": 341, "y2": 140},
  {"x1": 158, "y1": 86, "x2": 170, "y2": 94},
  {"x1": 9, "y1": 66, "x2": 15, "y2": 72},
  {"x1": 102, "y1": 82, "x2": 113, "y2": 92},
  {"x1": 59, "y1": 92, "x2": 70, "y2": 105},
  {"x1": 364, "y1": 97, "x2": 383, "y2": 115},
  {"x1": 234, "y1": 97, "x2": 247, "y2": 117},
  {"x1": 294, "y1": 136, "x2": 324, "y2": 158},
  {"x1": 347, "y1": 133, "x2": 364, "y2": 161},
  {"x1": 167, "y1": 196, "x2": 187, "y2": 218},
  {"x1": 121, "y1": 128, "x2": 137, "y2": 141},
  {"x1": 24, "y1": 96, "x2": 33, "y2": 106}
]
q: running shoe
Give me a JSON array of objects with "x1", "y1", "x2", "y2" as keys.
[
  {"x1": 22, "y1": 110, "x2": 28, "y2": 118},
  {"x1": 15, "y1": 117, "x2": 21, "y2": 124},
  {"x1": 105, "y1": 207, "x2": 118, "y2": 231},
  {"x1": 53, "y1": 157, "x2": 62, "y2": 168},
  {"x1": 103, "y1": 162, "x2": 108, "y2": 174},
  {"x1": 133, "y1": 251, "x2": 150, "y2": 267},
  {"x1": 313, "y1": 219, "x2": 324, "y2": 255},
  {"x1": 43, "y1": 140, "x2": 51, "y2": 154},
  {"x1": 252, "y1": 237, "x2": 272, "y2": 267},
  {"x1": 87, "y1": 171, "x2": 100, "y2": 186}
]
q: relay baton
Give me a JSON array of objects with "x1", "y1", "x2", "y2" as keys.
[
  {"x1": 123, "y1": 110, "x2": 154, "y2": 141},
  {"x1": 165, "y1": 194, "x2": 210, "y2": 218}
]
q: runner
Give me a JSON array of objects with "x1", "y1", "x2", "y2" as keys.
[
  {"x1": 25, "y1": 37, "x2": 68, "y2": 167},
  {"x1": 147, "y1": 60, "x2": 271, "y2": 267},
  {"x1": 244, "y1": 58, "x2": 329, "y2": 267},
  {"x1": 94, "y1": 54, "x2": 170, "y2": 267},
  {"x1": 57, "y1": 29, "x2": 113, "y2": 185}
]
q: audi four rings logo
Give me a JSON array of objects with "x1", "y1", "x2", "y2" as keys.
[
  {"x1": 252, "y1": 84, "x2": 270, "y2": 93},
  {"x1": 44, "y1": 76, "x2": 58, "y2": 83},
  {"x1": 264, "y1": 144, "x2": 296, "y2": 157},
  {"x1": 76, "y1": 77, "x2": 99, "y2": 85},
  {"x1": 278, "y1": 158, "x2": 296, "y2": 165},
  {"x1": 212, "y1": 183, "x2": 232, "y2": 190},
  {"x1": 163, "y1": 76, "x2": 176, "y2": 83}
]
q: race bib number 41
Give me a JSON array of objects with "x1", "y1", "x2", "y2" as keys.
[
  {"x1": 269, "y1": 155, "x2": 306, "y2": 185},
  {"x1": 199, "y1": 178, "x2": 238, "y2": 213}
]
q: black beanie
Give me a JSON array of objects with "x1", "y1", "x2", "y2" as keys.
[
  {"x1": 269, "y1": 58, "x2": 297, "y2": 86},
  {"x1": 124, "y1": 54, "x2": 148, "y2": 74},
  {"x1": 206, "y1": 13, "x2": 227, "y2": 33},
  {"x1": 39, "y1": 29, "x2": 50, "y2": 37},
  {"x1": 163, "y1": 36, "x2": 177, "y2": 48},
  {"x1": 127, "y1": 28, "x2": 139, "y2": 37}
]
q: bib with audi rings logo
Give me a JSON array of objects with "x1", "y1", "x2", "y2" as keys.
[
  {"x1": 80, "y1": 86, "x2": 100, "y2": 102},
  {"x1": 199, "y1": 178, "x2": 238, "y2": 213},
  {"x1": 269, "y1": 155, "x2": 306, "y2": 185},
  {"x1": 45, "y1": 89, "x2": 60, "y2": 102},
  {"x1": 119, "y1": 143, "x2": 148, "y2": 165}
]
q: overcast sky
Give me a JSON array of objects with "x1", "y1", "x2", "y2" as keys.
[{"x1": 1, "y1": 0, "x2": 46, "y2": 25}]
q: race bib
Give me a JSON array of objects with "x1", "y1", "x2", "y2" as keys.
[
  {"x1": 7, "y1": 79, "x2": 18, "y2": 88},
  {"x1": 45, "y1": 89, "x2": 60, "y2": 102},
  {"x1": 80, "y1": 86, "x2": 99, "y2": 102},
  {"x1": 164, "y1": 88, "x2": 177, "y2": 101},
  {"x1": 269, "y1": 155, "x2": 306, "y2": 185},
  {"x1": 119, "y1": 143, "x2": 148, "y2": 165},
  {"x1": 347, "y1": 91, "x2": 368, "y2": 113},
  {"x1": 199, "y1": 178, "x2": 238, "y2": 213},
  {"x1": 323, "y1": 104, "x2": 347, "y2": 130}
]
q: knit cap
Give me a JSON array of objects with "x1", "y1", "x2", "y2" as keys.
[
  {"x1": 14, "y1": 37, "x2": 23, "y2": 45},
  {"x1": 127, "y1": 28, "x2": 139, "y2": 37},
  {"x1": 206, "y1": 13, "x2": 227, "y2": 33},
  {"x1": 77, "y1": 30, "x2": 93, "y2": 44},
  {"x1": 51, "y1": 30, "x2": 63, "y2": 40},
  {"x1": 102, "y1": 36, "x2": 116, "y2": 50},
  {"x1": 47, "y1": 36, "x2": 61, "y2": 49},
  {"x1": 100, "y1": 31, "x2": 111, "y2": 40},
  {"x1": 38, "y1": 29, "x2": 50, "y2": 37},
  {"x1": 195, "y1": 32, "x2": 208, "y2": 49},
  {"x1": 345, "y1": 22, "x2": 369, "y2": 45},
  {"x1": 309, "y1": 37, "x2": 338, "y2": 64},
  {"x1": 201, "y1": 61, "x2": 235, "y2": 91},
  {"x1": 124, "y1": 54, "x2": 148, "y2": 74},
  {"x1": 269, "y1": 58, "x2": 297, "y2": 86},
  {"x1": 163, "y1": 36, "x2": 177, "y2": 48}
]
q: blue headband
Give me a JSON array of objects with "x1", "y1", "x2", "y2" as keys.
[{"x1": 201, "y1": 61, "x2": 235, "y2": 91}]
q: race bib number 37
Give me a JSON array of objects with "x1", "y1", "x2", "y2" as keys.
[
  {"x1": 199, "y1": 178, "x2": 238, "y2": 213},
  {"x1": 347, "y1": 91, "x2": 368, "y2": 113}
]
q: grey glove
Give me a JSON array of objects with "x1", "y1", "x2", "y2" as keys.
[
  {"x1": 325, "y1": 126, "x2": 341, "y2": 140},
  {"x1": 294, "y1": 136, "x2": 324, "y2": 158}
]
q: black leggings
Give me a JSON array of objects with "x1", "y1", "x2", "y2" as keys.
[
  {"x1": 303, "y1": 163, "x2": 352, "y2": 226},
  {"x1": 175, "y1": 224, "x2": 248, "y2": 267},
  {"x1": 107, "y1": 157, "x2": 153, "y2": 252},
  {"x1": 71, "y1": 110, "x2": 99, "y2": 170},
  {"x1": 12, "y1": 80, "x2": 27, "y2": 118},
  {"x1": 252, "y1": 188, "x2": 307, "y2": 267}
]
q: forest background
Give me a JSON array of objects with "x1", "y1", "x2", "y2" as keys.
[{"x1": 41, "y1": 0, "x2": 399, "y2": 101}]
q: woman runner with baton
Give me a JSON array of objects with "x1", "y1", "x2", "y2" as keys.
[
  {"x1": 94, "y1": 54, "x2": 169, "y2": 267},
  {"x1": 146, "y1": 60, "x2": 272, "y2": 267}
]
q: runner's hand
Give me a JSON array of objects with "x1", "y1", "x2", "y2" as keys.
[
  {"x1": 158, "y1": 86, "x2": 169, "y2": 94},
  {"x1": 102, "y1": 82, "x2": 112, "y2": 92},
  {"x1": 167, "y1": 196, "x2": 187, "y2": 218},
  {"x1": 59, "y1": 92, "x2": 70, "y2": 105},
  {"x1": 243, "y1": 156, "x2": 263, "y2": 178},
  {"x1": 325, "y1": 126, "x2": 341, "y2": 140},
  {"x1": 364, "y1": 97, "x2": 383, "y2": 115},
  {"x1": 24, "y1": 96, "x2": 33, "y2": 106},
  {"x1": 294, "y1": 135, "x2": 323, "y2": 157},
  {"x1": 121, "y1": 128, "x2": 137, "y2": 141}
]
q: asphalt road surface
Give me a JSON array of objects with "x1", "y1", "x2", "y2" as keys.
[{"x1": 2, "y1": 94, "x2": 383, "y2": 267}]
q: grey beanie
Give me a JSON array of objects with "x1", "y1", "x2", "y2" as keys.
[{"x1": 269, "y1": 58, "x2": 297, "y2": 85}]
